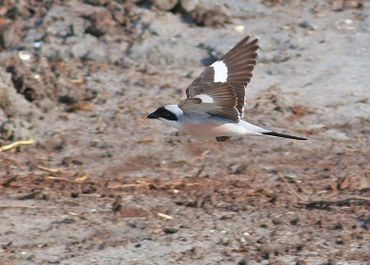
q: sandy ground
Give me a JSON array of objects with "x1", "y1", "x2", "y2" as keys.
[{"x1": 0, "y1": 0, "x2": 369, "y2": 264}]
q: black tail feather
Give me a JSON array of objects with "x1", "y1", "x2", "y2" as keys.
[{"x1": 262, "y1": 131, "x2": 307, "y2": 140}]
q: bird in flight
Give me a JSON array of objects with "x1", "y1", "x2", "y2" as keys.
[{"x1": 147, "y1": 36, "x2": 307, "y2": 142}]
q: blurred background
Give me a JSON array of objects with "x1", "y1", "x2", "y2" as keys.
[{"x1": 0, "y1": 0, "x2": 369, "y2": 264}]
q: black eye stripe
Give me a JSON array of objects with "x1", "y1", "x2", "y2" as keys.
[{"x1": 154, "y1": 107, "x2": 178, "y2": 121}]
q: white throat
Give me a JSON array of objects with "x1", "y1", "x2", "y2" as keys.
[{"x1": 159, "y1": 105, "x2": 183, "y2": 129}]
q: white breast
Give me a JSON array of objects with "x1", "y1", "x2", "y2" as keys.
[{"x1": 181, "y1": 119, "x2": 246, "y2": 137}]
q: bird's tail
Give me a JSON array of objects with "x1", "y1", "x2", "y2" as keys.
[
  {"x1": 241, "y1": 121, "x2": 307, "y2": 140},
  {"x1": 262, "y1": 131, "x2": 307, "y2": 140}
]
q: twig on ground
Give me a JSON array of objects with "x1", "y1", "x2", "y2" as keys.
[
  {"x1": 38, "y1": 165, "x2": 63, "y2": 174},
  {"x1": 157, "y1": 212, "x2": 173, "y2": 220},
  {"x1": 108, "y1": 182, "x2": 154, "y2": 190},
  {"x1": 74, "y1": 174, "x2": 89, "y2": 183},
  {"x1": 0, "y1": 139, "x2": 35, "y2": 152},
  {"x1": 190, "y1": 150, "x2": 210, "y2": 163},
  {"x1": 46, "y1": 174, "x2": 89, "y2": 184}
]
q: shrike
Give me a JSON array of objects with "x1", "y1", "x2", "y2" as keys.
[{"x1": 147, "y1": 36, "x2": 307, "y2": 142}]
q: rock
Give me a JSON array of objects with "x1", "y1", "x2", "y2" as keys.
[
  {"x1": 228, "y1": 163, "x2": 247, "y2": 175},
  {"x1": 84, "y1": 25, "x2": 105, "y2": 38},
  {"x1": 152, "y1": 0, "x2": 179, "y2": 11},
  {"x1": 68, "y1": 35, "x2": 100, "y2": 59},
  {"x1": 162, "y1": 227, "x2": 179, "y2": 234},
  {"x1": 72, "y1": 17, "x2": 88, "y2": 36},
  {"x1": 190, "y1": 6, "x2": 231, "y2": 27},
  {"x1": 0, "y1": 68, "x2": 39, "y2": 140},
  {"x1": 298, "y1": 21, "x2": 316, "y2": 31},
  {"x1": 84, "y1": 0, "x2": 110, "y2": 6},
  {"x1": 330, "y1": 0, "x2": 344, "y2": 11},
  {"x1": 0, "y1": 121, "x2": 15, "y2": 140},
  {"x1": 0, "y1": 67, "x2": 37, "y2": 117},
  {"x1": 330, "y1": 0, "x2": 364, "y2": 11},
  {"x1": 238, "y1": 258, "x2": 247, "y2": 265},
  {"x1": 180, "y1": 0, "x2": 199, "y2": 12}
]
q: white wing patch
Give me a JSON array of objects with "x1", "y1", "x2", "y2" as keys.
[
  {"x1": 195, "y1": 94, "x2": 214, "y2": 103},
  {"x1": 211, "y1": 61, "x2": 228, "y2": 83}
]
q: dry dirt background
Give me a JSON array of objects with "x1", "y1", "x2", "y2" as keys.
[{"x1": 0, "y1": 0, "x2": 369, "y2": 264}]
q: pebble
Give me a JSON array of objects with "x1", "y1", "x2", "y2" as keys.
[
  {"x1": 298, "y1": 21, "x2": 316, "y2": 31},
  {"x1": 18, "y1": 51, "x2": 32, "y2": 61},
  {"x1": 162, "y1": 227, "x2": 179, "y2": 234},
  {"x1": 234, "y1": 25, "x2": 245, "y2": 33},
  {"x1": 152, "y1": 0, "x2": 178, "y2": 11},
  {"x1": 238, "y1": 258, "x2": 247, "y2": 265},
  {"x1": 180, "y1": 0, "x2": 199, "y2": 12}
]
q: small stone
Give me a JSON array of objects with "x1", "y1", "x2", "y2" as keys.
[
  {"x1": 234, "y1": 25, "x2": 245, "y2": 33},
  {"x1": 191, "y1": 7, "x2": 230, "y2": 27},
  {"x1": 33, "y1": 41, "x2": 44, "y2": 49},
  {"x1": 228, "y1": 163, "x2": 246, "y2": 174},
  {"x1": 290, "y1": 218, "x2": 299, "y2": 226},
  {"x1": 60, "y1": 217, "x2": 75, "y2": 224},
  {"x1": 298, "y1": 21, "x2": 316, "y2": 31},
  {"x1": 58, "y1": 95, "x2": 77, "y2": 105},
  {"x1": 70, "y1": 192, "x2": 79, "y2": 198},
  {"x1": 68, "y1": 35, "x2": 99, "y2": 60},
  {"x1": 18, "y1": 51, "x2": 32, "y2": 61},
  {"x1": 162, "y1": 227, "x2": 178, "y2": 234},
  {"x1": 0, "y1": 121, "x2": 15, "y2": 140},
  {"x1": 180, "y1": 0, "x2": 199, "y2": 12},
  {"x1": 152, "y1": 0, "x2": 178, "y2": 11},
  {"x1": 84, "y1": 0, "x2": 110, "y2": 6},
  {"x1": 85, "y1": 25, "x2": 105, "y2": 38},
  {"x1": 238, "y1": 258, "x2": 247, "y2": 265}
]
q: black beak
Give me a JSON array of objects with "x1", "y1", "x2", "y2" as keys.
[{"x1": 147, "y1": 112, "x2": 159, "y2": 119}]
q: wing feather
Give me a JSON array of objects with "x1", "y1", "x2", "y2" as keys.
[
  {"x1": 221, "y1": 37, "x2": 258, "y2": 116},
  {"x1": 180, "y1": 83, "x2": 239, "y2": 121},
  {"x1": 184, "y1": 35, "x2": 258, "y2": 119}
]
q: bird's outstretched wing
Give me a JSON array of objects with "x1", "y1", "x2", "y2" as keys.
[
  {"x1": 184, "y1": 36, "x2": 258, "y2": 120},
  {"x1": 179, "y1": 83, "x2": 240, "y2": 121}
]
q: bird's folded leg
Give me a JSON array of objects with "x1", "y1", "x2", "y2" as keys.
[{"x1": 216, "y1": 136, "x2": 231, "y2": 142}]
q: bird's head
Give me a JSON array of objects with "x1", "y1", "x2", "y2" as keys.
[{"x1": 147, "y1": 105, "x2": 183, "y2": 128}]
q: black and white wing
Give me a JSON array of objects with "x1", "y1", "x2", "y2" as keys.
[
  {"x1": 179, "y1": 83, "x2": 240, "y2": 121},
  {"x1": 182, "y1": 36, "x2": 258, "y2": 121}
]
